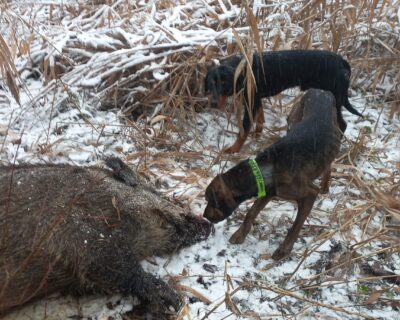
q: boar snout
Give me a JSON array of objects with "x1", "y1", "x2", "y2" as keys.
[{"x1": 182, "y1": 214, "x2": 212, "y2": 245}]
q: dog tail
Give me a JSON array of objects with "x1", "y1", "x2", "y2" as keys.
[
  {"x1": 342, "y1": 68, "x2": 363, "y2": 117},
  {"x1": 344, "y1": 97, "x2": 363, "y2": 117},
  {"x1": 341, "y1": 59, "x2": 363, "y2": 118}
]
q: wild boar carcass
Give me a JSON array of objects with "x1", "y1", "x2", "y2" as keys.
[{"x1": 0, "y1": 158, "x2": 211, "y2": 315}]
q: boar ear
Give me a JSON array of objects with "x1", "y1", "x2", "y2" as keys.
[{"x1": 105, "y1": 157, "x2": 137, "y2": 187}]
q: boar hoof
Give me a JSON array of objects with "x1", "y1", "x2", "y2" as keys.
[{"x1": 139, "y1": 276, "x2": 182, "y2": 312}]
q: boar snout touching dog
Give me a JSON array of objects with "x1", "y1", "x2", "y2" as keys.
[
  {"x1": 0, "y1": 158, "x2": 211, "y2": 316},
  {"x1": 203, "y1": 89, "x2": 341, "y2": 260},
  {"x1": 205, "y1": 49, "x2": 362, "y2": 153}
]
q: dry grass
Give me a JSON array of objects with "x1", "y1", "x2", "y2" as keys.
[
  {"x1": 1, "y1": 1, "x2": 398, "y2": 121},
  {"x1": 0, "y1": 0, "x2": 399, "y2": 319}
]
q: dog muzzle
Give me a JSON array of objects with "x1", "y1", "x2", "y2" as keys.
[{"x1": 203, "y1": 204, "x2": 226, "y2": 223}]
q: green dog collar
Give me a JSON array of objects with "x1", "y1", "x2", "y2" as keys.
[{"x1": 248, "y1": 159, "x2": 266, "y2": 198}]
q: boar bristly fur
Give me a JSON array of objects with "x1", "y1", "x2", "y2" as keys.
[{"x1": 0, "y1": 158, "x2": 211, "y2": 316}]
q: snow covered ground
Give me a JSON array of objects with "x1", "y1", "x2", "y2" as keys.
[{"x1": 1, "y1": 1, "x2": 399, "y2": 319}]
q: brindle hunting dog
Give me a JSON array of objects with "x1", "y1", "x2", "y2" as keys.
[{"x1": 203, "y1": 89, "x2": 341, "y2": 259}]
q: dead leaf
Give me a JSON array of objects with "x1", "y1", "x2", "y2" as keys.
[
  {"x1": 6, "y1": 70, "x2": 20, "y2": 105},
  {"x1": 150, "y1": 115, "x2": 168, "y2": 125},
  {"x1": 174, "y1": 284, "x2": 211, "y2": 305},
  {"x1": 365, "y1": 290, "x2": 384, "y2": 304}
]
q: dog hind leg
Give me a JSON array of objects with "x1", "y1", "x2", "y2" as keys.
[{"x1": 336, "y1": 106, "x2": 347, "y2": 133}]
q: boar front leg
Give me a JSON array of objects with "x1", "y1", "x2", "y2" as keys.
[{"x1": 82, "y1": 246, "x2": 181, "y2": 311}]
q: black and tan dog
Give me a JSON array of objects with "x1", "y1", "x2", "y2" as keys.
[
  {"x1": 205, "y1": 49, "x2": 361, "y2": 153},
  {"x1": 203, "y1": 89, "x2": 341, "y2": 260}
]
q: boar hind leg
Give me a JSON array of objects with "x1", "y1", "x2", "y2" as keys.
[{"x1": 83, "y1": 247, "x2": 181, "y2": 311}]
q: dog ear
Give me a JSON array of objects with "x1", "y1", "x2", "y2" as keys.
[{"x1": 234, "y1": 72, "x2": 245, "y2": 92}]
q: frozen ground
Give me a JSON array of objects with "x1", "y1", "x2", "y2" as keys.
[
  {"x1": 2, "y1": 81, "x2": 399, "y2": 320},
  {"x1": 1, "y1": 1, "x2": 399, "y2": 319}
]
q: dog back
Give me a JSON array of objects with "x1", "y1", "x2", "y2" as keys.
[
  {"x1": 258, "y1": 89, "x2": 341, "y2": 181},
  {"x1": 252, "y1": 50, "x2": 350, "y2": 96}
]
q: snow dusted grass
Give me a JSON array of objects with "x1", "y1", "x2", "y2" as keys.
[{"x1": 1, "y1": 0, "x2": 399, "y2": 319}]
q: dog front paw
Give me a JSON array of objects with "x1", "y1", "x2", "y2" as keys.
[
  {"x1": 272, "y1": 246, "x2": 291, "y2": 260},
  {"x1": 320, "y1": 186, "x2": 329, "y2": 194},
  {"x1": 229, "y1": 229, "x2": 247, "y2": 244}
]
